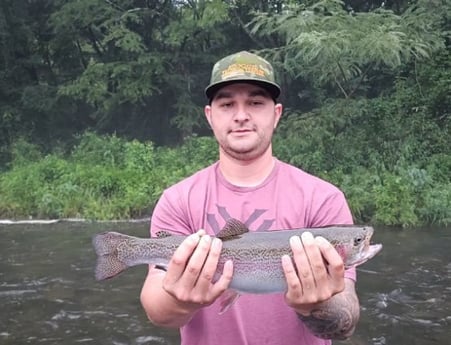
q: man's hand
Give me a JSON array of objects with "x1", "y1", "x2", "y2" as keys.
[
  {"x1": 281, "y1": 232, "x2": 345, "y2": 315},
  {"x1": 162, "y1": 230, "x2": 234, "y2": 312}
]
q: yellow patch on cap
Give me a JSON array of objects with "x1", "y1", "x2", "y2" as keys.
[{"x1": 221, "y1": 63, "x2": 266, "y2": 80}]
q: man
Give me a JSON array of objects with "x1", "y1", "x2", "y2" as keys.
[{"x1": 140, "y1": 51, "x2": 360, "y2": 345}]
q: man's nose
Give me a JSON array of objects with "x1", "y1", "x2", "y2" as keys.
[{"x1": 233, "y1": 104, "x2": 250, "y2": 122}]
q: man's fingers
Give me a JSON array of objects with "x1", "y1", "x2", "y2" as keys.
[
  {"x1": 315, "y1": 236, "x2": 342, "y2": 261},
  {"x1": 163, "y1": 232, "x2": 234, "y2": 307},
  {"x1": 315, "y1": 236, "x2": 345, "y2": 293},
  {"x1": 300, "y1": 232, "x2": 328, "y2": 287},
  {"x1": 180, "y1": 234, "x2": 213, "y2": 287},
  {"x1": 291, "y1": 234, "x2": 317, "y2": 291},
  {"x1": 196, "y1": 229, "x2": 206, "y2": 237},
  {"x1": 164, "y1": 232, "x2": 202, "y2": 285},
  {"x1": 284, "y1": 233, "x2": 347, "y2": 311},
  {"x1": 282, "y1": 254, "x2": 303, "y2": 300},
  {"x1": 211, "y1": 259, "x2": 234, "y2": 296},
  {"x1": 195, "y1": 238, "x2": 233, "y2": 300},
  {"x1": 197, "y1": 237, "x2": 222, "y2": 285}
]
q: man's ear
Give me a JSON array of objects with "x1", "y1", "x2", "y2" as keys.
[
  {"x1": 205, "y1": 105, "x2": 213, "y2": 128},
  {"x1": 274, "y1": 103, "x2": 283, "y2": 129}
]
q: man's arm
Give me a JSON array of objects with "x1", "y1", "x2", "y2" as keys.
[
  {"x1": 297, "y1": 279, "x2": 359, "y2": 340},
  {"x1": 141, "y1": 268, "x2": 195, "y2": 328}
]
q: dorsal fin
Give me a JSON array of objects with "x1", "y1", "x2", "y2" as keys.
[
  {"x1": 216, "y1": 218, "x2": 249, "y2": 240},
  {"x1": 155, "y1": 230, "x2": 172, "y2": 238}
]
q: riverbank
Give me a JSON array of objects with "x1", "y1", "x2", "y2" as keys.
[
  {"x1": 0, "y1": 218, "x2": 150, "y2": 225},
  {"x1": 1, "y1": 133, "x2": 450, "y2": 228}
]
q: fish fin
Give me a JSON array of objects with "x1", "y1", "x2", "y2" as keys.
[
  {"x1": 219, "y1": 290, "x2": 241, "y2": 315},
  {"x1": 216, "y1": 218, "x2": 249, "y2": 241},
  {"x1": 154, "y1": 264, "x2": 168, "y2": 272},
  {"x1": 92, "y1": 232, "x2": 129, "y2": 280},
  {"x1": 155, "y1": 230, "x2": 172, "y2": 238}
]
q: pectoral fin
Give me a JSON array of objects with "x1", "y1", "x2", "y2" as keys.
[{"x1": 218, "y1": 289, "x2": 241, "y2": 314}]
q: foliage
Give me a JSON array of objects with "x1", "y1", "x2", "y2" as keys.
[
  {"x1": 314, "y1": 163, "x2": 451, "y2": 227},
  {"x1": 0, "y1": 133, "x2": 217, "y2": 220},
  {"x1": 249, "y1": 0, "x2": 445, "y2": 99},
  {"x1": 0, "y1": 0, "x2": 450, "y2": 227},
  {"x1": 0, "y1": 129, "x2": 449, "y2": 226}
]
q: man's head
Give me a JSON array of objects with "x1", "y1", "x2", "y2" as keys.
[{"x1": 205, "y1": 51, "x2": 281, "y2": 103}]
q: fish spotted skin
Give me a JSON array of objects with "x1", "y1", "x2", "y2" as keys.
[{"x1": 93, "y1": 218, "x2": 382, "y2": 296}]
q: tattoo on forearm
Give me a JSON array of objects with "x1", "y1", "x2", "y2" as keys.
[{"x1": 297, "y1": 292, "x2": 359, "y2": 340}]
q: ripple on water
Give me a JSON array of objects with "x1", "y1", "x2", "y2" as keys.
[
  {"x1": 371, "y1": 336, "x2": 386, "y2": 345},
  {"x1": 136, "y1": 335, "x2": 167, "y2": 344},
  {"x1": 75, "y1": 338, "x2": 94, "y2": 343},
  {"x1": 51, "y1": 310, "x2": 82, "y2": 321},
  {"x1": 0, "y1": 289, "x2": 37, "y2": 297}
]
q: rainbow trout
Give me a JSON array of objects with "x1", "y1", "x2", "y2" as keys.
[{"x1": 93, "y1": 219, "x2": 382, "y2": 297}]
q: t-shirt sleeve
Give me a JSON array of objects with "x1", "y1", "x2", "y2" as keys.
[
  {"x1": 150, "y1": 186, "x2": 193, "y2": 237},
  {"x1": 310, "y1": 189, "x2": 354, "y2": 227}
]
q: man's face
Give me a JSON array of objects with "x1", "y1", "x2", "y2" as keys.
[{"x1": 205, "y1": 82, "x2": 283, "y2": 161}]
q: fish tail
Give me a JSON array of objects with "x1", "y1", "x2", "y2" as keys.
[{"x1": 92, "y1": 232, "x2": 130, "y2": 280}]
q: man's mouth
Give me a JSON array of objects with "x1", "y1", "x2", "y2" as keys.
[{"x1": 231, "y1": 128, "x2": 253, "y2": 134}]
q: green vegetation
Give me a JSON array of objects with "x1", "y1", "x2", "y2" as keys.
[
  {"x1": 0, "y1": 133, "x2": 217, "y2": 220},
  {"x1": 0, "y1": 0, "x2": 449, "y2": 226},
  {"x1": 1, "y1": 123, "x2": 449, "y2": 226}
]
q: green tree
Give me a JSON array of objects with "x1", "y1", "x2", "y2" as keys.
[{"x1": 249, "y1": 0, "x2": 445, "y2": 99}]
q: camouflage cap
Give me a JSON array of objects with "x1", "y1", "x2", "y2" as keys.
[{"x1": 205, "y1": 51, "x2": 281, "y2": 100}]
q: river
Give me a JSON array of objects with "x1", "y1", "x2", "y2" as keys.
[{"x1": 0, "y1": 222, "x2": 450, "y2": 345}]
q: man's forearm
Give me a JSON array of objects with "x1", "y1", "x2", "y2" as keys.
[
  {"x1": 140, "y1": 269, "x2": 197, "y2": 328},
  {"x1": 297, "y1": 280, "x2": 360, "y2": 340}
]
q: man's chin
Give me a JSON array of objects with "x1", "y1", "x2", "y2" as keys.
[
  {"x1": 222, "y1": 146, "x2": 261, "y2": 161},
  {"x1": 228, "y1": 144, "x2": 255, "y2": 155}
]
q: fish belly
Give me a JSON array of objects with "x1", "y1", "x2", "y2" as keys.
[{"x1": 226, "y1": 260, "x2": 287, "y2": 294}]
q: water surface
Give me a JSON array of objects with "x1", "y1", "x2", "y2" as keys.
[{"x1": 0, "y1": 222, "x2": 450, "y2": 344}]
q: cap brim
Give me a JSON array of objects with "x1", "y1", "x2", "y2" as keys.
[{"x1": 205, "y1": 80, "x2": 281, "y2": 100}]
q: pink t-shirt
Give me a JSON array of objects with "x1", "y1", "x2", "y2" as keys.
[{"x1": 151, "y1": 159, "x2": 355, "y2": 345}]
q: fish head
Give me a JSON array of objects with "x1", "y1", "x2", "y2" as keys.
[{"x1": 334, "y1": 226, "x2": 382, "y2": 268}]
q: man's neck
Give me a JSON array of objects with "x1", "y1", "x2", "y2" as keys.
[{"x1": 218, "y1": 149, "x2": 276, "y2": 187}]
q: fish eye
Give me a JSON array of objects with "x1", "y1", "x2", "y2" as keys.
[{"x1": 354, "y1": 236, "x2": 364, "y2": 246}]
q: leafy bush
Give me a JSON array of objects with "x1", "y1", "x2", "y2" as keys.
[
  {"x1": 0, "y1": 124, "x2": 448, "y2": 226},
  {"x1": 0, "y1": 134, "x2": 217, "y2": 220},
  {"x1": 372, "y1": 170, "x2": 419, "y2": 227}
]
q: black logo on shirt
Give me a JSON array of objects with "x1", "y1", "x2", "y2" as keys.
[{"x1": 207, "y1": 205, "x2": 275, "y2": 233}]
